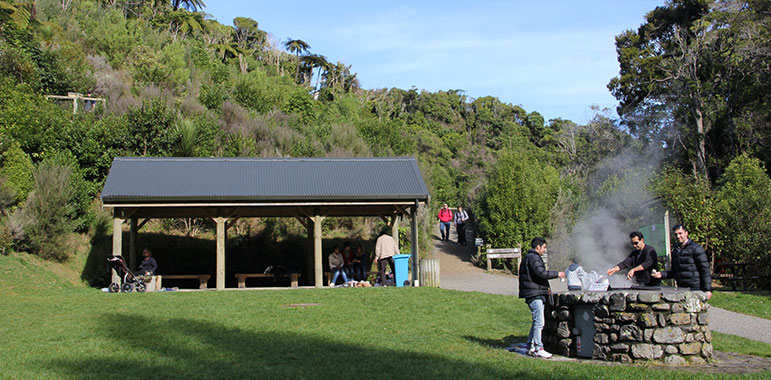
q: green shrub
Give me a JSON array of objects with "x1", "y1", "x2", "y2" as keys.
[
  {"x1": 40, "y1": 151, "x2": 93, "y2": 231},
  {"x1": 0, "y1": 43, "x2": 36, "y2": 84},
  {"x1": 125, "y1": 98, "x2": 178, "y2": 156},
  {"x1": 0, "y1": 80, "x2": 73, "y2": 158},
  {"x1": 172, "y1": 116, "x2": 221, "y2": 157},
  {"x1": 281, "y1": 88, "x2": 317, "y2": 122},
  {"x1": 65, "y1": 114, "x2": 131, "y2": 193},
  {"x1": 476, "y1": 149, "x2": 560, "y2": 250},
  {"x1": 715, "y1": 154, "x2": 771, "y2": 269},
  {"x1": 233, "y1": 70, "x2": 288, "y2": 113},
  {"x1": 85, "y1": 8, "x2": 143, "y2": 67},
  {"x1": 0, "y1": 142, "x2": 34, "y2": 203},
  {"x1": 15, "y1": 161, "x2": 77, "y2": 262},
  {"x1": 199, "y1": 82, "x2": 228, "y2": 111},
  {"x1": 654, "y1": 167, "x2": 722, "y2": 258}
]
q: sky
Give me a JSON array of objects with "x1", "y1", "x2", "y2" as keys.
[{"x1": 202, "y1": 1, "x2": 664, "y2": 124}]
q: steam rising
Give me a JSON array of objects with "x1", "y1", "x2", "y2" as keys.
[{"x1": 550, "y1": 148, "x2": 663, "y2": 288}]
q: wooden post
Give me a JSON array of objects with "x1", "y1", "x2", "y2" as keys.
[
  {"x1": 485, "y1": 244, "x2": 492, "y2": 271},
  {"x1": 215, "y1": 217, "x2": 226, "y2": 290},
  {"x1": 112, "y1": 216, "x2": 123, "y2": 284},
  {"x1": 129, "y1": 218, "x2": 138, "y2": 273},
  {"x1": 664, "y1": 210, "x2": 671, "y2": 271},
  {"x1": 313, "y1": 215, "x2": 325, "y2": 288},
  {"x1": 391, "y1": 214, "x2": 400, "y2": 251},
  {"x1": 410, "y1": 204, "x2": 419, "y2": 286},
  {"x1": 306, "y1": 218, "x2": 314, "y2": 286}
]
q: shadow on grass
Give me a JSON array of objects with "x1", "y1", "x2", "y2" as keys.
[
  {"x1": 47, "y1": 313, "x2": 585, "y2": 380},
  {"x1": 463, "y1": 334, "x2": 530, "y2": 350}
]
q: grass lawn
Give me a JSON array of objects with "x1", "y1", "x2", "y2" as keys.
[
  {"x1": 1, "y1": 253, "x2": 770, "y2": 380},
  {"x1": 710, "y1": 290, "x2": 771, "y2": 320}
]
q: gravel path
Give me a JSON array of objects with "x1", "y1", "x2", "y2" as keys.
[
  {"x1": 431, "y1": 225, "x2": 771, "y2": 344},
  {"x1": 709, "y1": 306, "x2": 771, "y2": 344}
]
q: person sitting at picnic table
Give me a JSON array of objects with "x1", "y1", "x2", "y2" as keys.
[
  {"x1": 328, "y1": 245, "x2": 348, "y2": 286},
  {"x1": 135, "y1": 248, "x2": 157, "y2": 276},
  {"x1": 341, "y1": 242, "x2": 355, "y2": 280},
  {"x1": 352, "y1": 243, "x2": 367, "y2": 281}
]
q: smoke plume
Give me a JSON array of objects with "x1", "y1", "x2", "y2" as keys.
[{"x1": 549, "y1": 148, "x2": 664, "y2": 288}]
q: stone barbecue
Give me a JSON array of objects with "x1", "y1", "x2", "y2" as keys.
[{"x1": 544, "y1": 289, "x2": 712, "y2": 365}]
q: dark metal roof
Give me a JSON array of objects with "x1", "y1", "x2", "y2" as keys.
[{"x1": 101, "y1": 157, "x2": 429, "y2": 204}]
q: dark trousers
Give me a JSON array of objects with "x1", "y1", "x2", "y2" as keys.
[
  {"x1": 378, "y1": 257, "x2": 395, "y2": 285},
  {"x1": 456, "y1": 223, "x2": 467, "y2": 245}
]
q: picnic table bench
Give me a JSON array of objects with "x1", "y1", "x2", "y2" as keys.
[
  {"x1": 324, "y1": 271, "x2": 378, "y2": 285},
  {"x1": 235, "y1": 273, "x2": 300, "y2": 288},
  {"x1": 486, "y1": 248, "x2": 521, "y2": 272},
  {"x1": 159, "y1": 274, "x2": 211, "y2": 289},
  {"x1": 713, "y1": 261, "x2": 769, "y2": 291}
]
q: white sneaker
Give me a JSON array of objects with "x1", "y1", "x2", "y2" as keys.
[
  {"x1": 532, "y1": 348, "x2": 552, "y2": 358},
  {"x1": 527, "y1": 347, "x2": 535, "y2": 356}
]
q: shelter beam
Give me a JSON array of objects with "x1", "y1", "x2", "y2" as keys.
[
  {"x1": 137, "y1": 218, "x2": 150, "y2": 230},
  {"x1": 226, "y1": 217, "x2": 240, "y2": 232}
]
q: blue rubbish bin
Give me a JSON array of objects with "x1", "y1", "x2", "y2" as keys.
[{"x1": 392, "y1": 254, "x2": 411, "y2": 287}]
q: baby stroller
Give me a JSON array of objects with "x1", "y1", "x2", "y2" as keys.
[{"x1": 107, "y1": 255, "x2": 146, "y2": 293}]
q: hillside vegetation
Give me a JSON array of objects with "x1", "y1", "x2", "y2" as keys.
[{"x1": 0, "y1": 0, "x2": 770, "y2": 282}]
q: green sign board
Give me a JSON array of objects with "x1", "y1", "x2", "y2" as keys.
[{"x1": 638, "y1": 224, "x2": 667, "y2": 257}]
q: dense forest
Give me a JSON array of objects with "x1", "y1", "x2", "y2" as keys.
[{"x1": 0, "y1": 0, "x2": 769, "y2": 283}]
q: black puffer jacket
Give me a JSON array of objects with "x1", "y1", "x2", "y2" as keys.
[
  {"x1": 661, "y1": 239, "x2": 711, "y2": 291},
  {"x1": 519, "y1": 250, "x2": 559, "y2": 300}
]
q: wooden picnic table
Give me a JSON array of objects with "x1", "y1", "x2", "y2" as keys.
[{"x1": 714, "y1": 261, "x2": 753, "y2": 291}]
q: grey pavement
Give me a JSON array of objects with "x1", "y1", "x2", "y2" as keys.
[
  {"x1": 709, "y1": 305, "x2": 771, "y2": 344},
  {"x1": 433, "y1": 225, "x2": 771, "y2": 344}
]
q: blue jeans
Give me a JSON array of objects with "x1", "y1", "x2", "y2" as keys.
[
  {"x1": 527, "y1": 296, "x2": 546, "y2": 351},
  {"x1": 353, "y1": 262, "x2": 367, "y2": 281},
  {"x1": 331, "y1": 268, "x2": 348, "y2": 285},
  {"x1": 439, "y1": 222, "x2": 451, "y2": 240}
]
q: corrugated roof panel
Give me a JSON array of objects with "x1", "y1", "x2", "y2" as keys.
[{"x1": 101, "y1": 157, "x2": 429, "y2": 203}]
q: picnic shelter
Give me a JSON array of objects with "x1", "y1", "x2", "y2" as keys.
[{"x1": 100, "y1": 157, "x2": 430, "y2": 289}]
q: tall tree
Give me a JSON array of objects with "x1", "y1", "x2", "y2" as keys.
[
  {"x1": 232, "y1": 17, "x2": 266, "y2": 73},
  {"x1": 300, "y1": 54, "x2": 329, "y2": 93},
  {"x1": 171, "y1": 0, "x2": 205, "y2": 12},
  {"x1": 609, "y1": 0, "x2": 771, "y2": 180},
  {"x1": 283, "y1": 38, "x2": 310, "y2": 83}
]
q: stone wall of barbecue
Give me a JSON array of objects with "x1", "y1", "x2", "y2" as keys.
[{"x1": 544, "y1": 290, "x2": 712, "y2": 365}]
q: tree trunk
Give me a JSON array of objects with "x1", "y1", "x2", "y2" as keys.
[
  {"x1": 238, "y1": 54, "x2": 247, "y2": 74},
  {"x1": 694, "y1": 105, "x2": 709, "y2": 182}
]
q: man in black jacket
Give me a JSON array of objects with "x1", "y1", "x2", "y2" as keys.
[
  {"x1": 518, "y1": 237, "x2": 565, "y2": 358},
  {"x1": 607, "y1": 231, "x2": 660, "y2": 286},
  {"x1": 653, "y1": 225, "x2": 712, "y2": 299}
]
